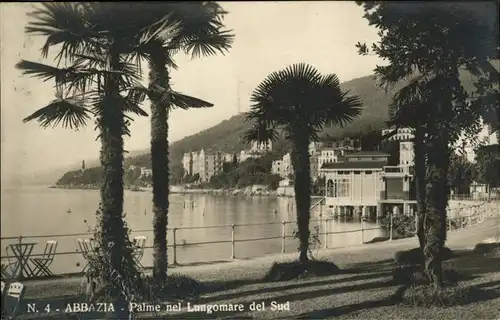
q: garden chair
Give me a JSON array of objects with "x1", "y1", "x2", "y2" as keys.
[
  {"x1": 2, "y1": 282, "x2": 25, "y2": 319},
  {"x1": 3, "y1": 247, "x2": 20, "y2": 279},
  {"x1": 132, "y1": 236, "x2": 147, "y2": 270},
  {"x1": 1, "y1": 261, "x2": 16, "y2": 280},
  {"x1": 31, "y1": 240, "x2": 58, "y2": 277}
]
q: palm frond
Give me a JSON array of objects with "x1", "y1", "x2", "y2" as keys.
[
  {"x1": 16, "y1": 59, "x2": 79, "y2": 83},
  {"x1": 241, "y1": 121, "x2": 279, "y2": 145},
  {"x1": 119, "y1": 95, "x2": 149, "y2": 117},
  {"x1": 249, "y1": 63, "x2": 362, "y2": 138},
  {"x1": 22, "y1": 97, "x2": 91, "y2": 130},
  {"x1": 170, "y1": 91, "x2": 213, "y2": 110},
  {"x1": 26, "y1": 3, "x2": 97, "y2": 62},
  {"x1": 183, "y1": 29, "x2": 234, "y2": 58}
]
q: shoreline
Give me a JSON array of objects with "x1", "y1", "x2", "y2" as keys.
[{"x1": 49, "y1": 185, "x2": 321, "y2": 198}]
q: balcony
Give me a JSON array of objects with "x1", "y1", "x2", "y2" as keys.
[{"x1": 383, "y1": 165, "x2": 411, "y2": 178}]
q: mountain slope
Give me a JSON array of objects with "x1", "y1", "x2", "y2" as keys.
[{"x1": 57, "y1": 69, "x2": 482, "y2": 182}]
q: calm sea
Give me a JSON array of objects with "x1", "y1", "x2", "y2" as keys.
[{"x1": 0, "y1": 186, "x2": 384, "y2": 275}]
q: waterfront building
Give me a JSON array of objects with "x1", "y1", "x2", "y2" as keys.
[{"x1": 320, "y1": 150, "x2": 416, "y2": 219}]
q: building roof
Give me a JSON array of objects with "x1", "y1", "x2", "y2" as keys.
[
  {"x1": 344, "y1": 151, "x2": 390, "y2": 157},
  {"x1": 320, "y1": 161, "x2": 387, "y2": 170}
]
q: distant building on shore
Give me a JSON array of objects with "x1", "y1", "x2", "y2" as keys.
[
  {"x1": 320, "y1": 147, "x2": 416, "y2": 219},
  {"x1": 271, "y1": 153, "x2": 293, "y2": 178},
  {"x1": 140, "y1": 167, "x2": 152, "y2": 178}
]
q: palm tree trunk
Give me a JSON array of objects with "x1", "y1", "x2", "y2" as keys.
[
  {"x1": 414, "y1": 125, "x2": 427, "y2": 251},
  {"x1": 149, "y1": 46, "x2": 170, "y2": 284},
  {"x1": 423, "y1": 127, "x2": 450, "y2": 287},
  {"x1": 292, "y1": 136, "x2": 312, "y2": 263},
  {"x1": 100, "y1": 48, "x2": 131, "y2": 319}
]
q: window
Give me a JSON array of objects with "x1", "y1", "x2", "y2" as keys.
[
  {"x1": 365, "y1": 171, "x2": 372, "y2": 175},
  {"x1": 327, "y1": 179, "x2": 335, "y2": 197},
  {"x1": 337, "y1": 179, "x2": 350, "y2": 197},
  {"x1": 354, "y1": 171, "x2": 361, "y2": 175}
]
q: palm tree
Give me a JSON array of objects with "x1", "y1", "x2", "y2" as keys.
[
  {"x1": 127, "y1": 2, "x2": 233, "y2": 283},
  {"x1": 17, "y1": 3, "x2": 178, "y2": 317},
  {"x1": 243, "y1": 63, "x2": 362, "y2": 262}
]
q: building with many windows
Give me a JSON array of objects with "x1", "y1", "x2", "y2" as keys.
[
  {"x1": 320, "y1": 150, "x2": 416, "y2": 218},
  {"x1": 271, "y1": 153, "x2": 293, "y2": 178}
]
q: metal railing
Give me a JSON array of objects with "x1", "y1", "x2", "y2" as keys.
[{"x1": 1, "y1": 200, "x2": 497, "y2": 280}]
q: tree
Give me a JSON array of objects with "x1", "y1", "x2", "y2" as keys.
[
  {"x1": 475, "y1": 144, "x2": 500, "y2": 200},
  {"x1": 17, "y1": 3, "x2": 180, "y2": 317},
  {"x1": 243, "y1": 63, "x2": 362, "y2": 262},
  {"x1": 357, "y1": 2, "x2": 499, "y2": 287},
  {"x1": 125, "y1": 2, "x2": 233, "y2": 283},
  {"x1": 448, "y1": 154, "x2": 475, "y2": 195}
]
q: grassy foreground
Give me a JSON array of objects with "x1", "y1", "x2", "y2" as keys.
[{"x1": 15, "y1": 217, "x2": 500, "y2": 319}]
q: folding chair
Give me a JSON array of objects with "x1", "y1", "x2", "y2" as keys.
[
  {"x1": 31, "y1": 240, "x2": 58, "y2": 277},
  {"x1": 2, "y1": 282, "x2": 25, "y2": 319},
  {"x1": 132, "y1": 236, "x2": 147, "y2": 269},
  {"x1": 76, "y1": 239, "x2": 94, "y2": 273},
  {"x1": 2, "y1": 261, "x2": 16, "y2": 280},
  {"x1": 3, "y1": 247, "x2": 20, "y2": 279}
]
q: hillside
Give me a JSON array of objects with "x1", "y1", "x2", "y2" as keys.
[{"x1": 56, "y1": 69, "x2": 481, "y2": 184}]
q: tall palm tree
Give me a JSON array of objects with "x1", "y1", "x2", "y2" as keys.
[
  {"x1": 17, "y1": 3, "x2": 179, "y2": 317},
  {"x1": 128, "y1": 2, "x2": 233, "y2": 283},
  {"x1": 243, "y1": 63, "x2": 362, "y2": 262}
]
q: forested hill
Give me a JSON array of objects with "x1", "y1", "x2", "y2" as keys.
[{"x1": 56, "y1": 69, "x2": 479, "y2": 184}]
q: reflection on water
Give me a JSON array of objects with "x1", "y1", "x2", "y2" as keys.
[{"x1": 1, "y1": 186, "x2": 384, "y2": 274}]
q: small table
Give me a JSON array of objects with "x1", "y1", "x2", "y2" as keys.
[{"x1": 7, "y1": 243, "x2": 37, "y2": 279}]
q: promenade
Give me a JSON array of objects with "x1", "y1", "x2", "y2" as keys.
[{"x1": 13, "y1": 216, "x2": 500, "y2": 319}]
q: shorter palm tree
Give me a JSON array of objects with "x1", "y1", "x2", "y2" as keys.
[{"x1": 243, "y1": 63, "x2": 362, "y2": 262}]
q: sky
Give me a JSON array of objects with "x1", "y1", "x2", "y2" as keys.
[{"x1": 0, "y1": 2, "x2": 384, "y2": 185}]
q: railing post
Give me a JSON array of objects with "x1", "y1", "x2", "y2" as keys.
[
  {"x1": 172, "y1": 227, "x2": 178, "y2": 265},
  {"x1": 281, "y1": 221, "x2": 286, "y2": 254},
  {"x1": 361, "y1": 219, "x2": 364, "y2": 244},
  {"x1": 324, "y1": 218, "x2": 329, "y2": 249},
  {"x1": 319, "y1": 200, "x2": 323, "y2": 217},
  {"x1": 389, "y1": 213, "x2": 393, "y2": 241},
  {"x1": 17, "y1": 236, "x2": 23, "y2": 280},
  {"x1": 231, "y1": 224, "x2": 236, "y2": 259}
]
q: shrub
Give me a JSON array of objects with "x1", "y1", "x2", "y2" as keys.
[
  {"x1": 380, "y1": 215, "x2": 416, "y2": 238},
  {"x1": 81, "y1": 205, "x2": 147, "y2": 319},
  {"x1": 392, "y1": 267, "x2": 460, "y2": 286},
  {"x1": 142, "y1": 273, "x2": 203, "y2": 302},
  {"x1": 292, "y1": 225, "x2": 321, "y2": 259},
  {"x1": 394, "y1": 247, "x2": 454, "y2": 267},
  {"x1": 263, "y1": 260, "x2": 340, "y2": 282},
  {"x1": 472, "y1": 242, "x2": 500, "y2": 254},
  {"x1": 400, "y1": 284, "x2": 482, "y2": 307}
]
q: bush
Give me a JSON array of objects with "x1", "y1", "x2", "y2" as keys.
[
  {"x1": 380, "y1": 215, "x2": 416, "y2": 238},
  {"x1": 142, "y1": 273, "x2": 203, "y2": 301},
  {"x1": 400, "y1": 284, "x2": 482, "y2": 307},
  {"x1": 292, "y1": 225, "x2": 322, "y2": 259},
  {"x1": 392, "y1": 267, "x2": 460, "y2": 286},
  {"x1": 263, "y1": 260, "x2": 340, "y2": 282},
  {"x1": 472, "y1": 242, "x2": 500, "y2": 254},
  {"x1": 394, "y1": 247, "x2": 454, "y2": 267},
  {"x1": 82, "y1": 206, "x2": 144, "y2": 308}
]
